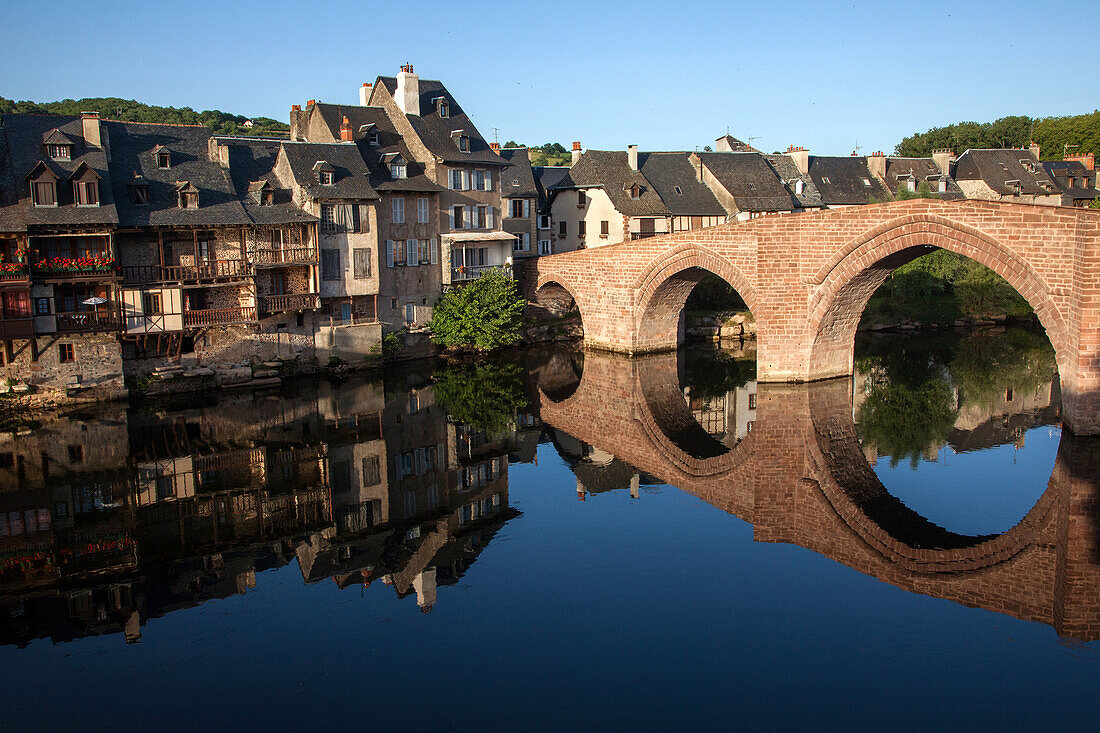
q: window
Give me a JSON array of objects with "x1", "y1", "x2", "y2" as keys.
[
  {"x1": 474, "y1": 170, "x2": 486, "y2": 190},
  {"x1": 748, "y1": 393, "x2": 757, "y2": 410},
  {"x1": 449, "y1": 169, "x2": 464, "y2": 190},
  {"x1": 538, "y1": 239, "x2": 551, "y2": 255},
  {"x1": 674, "y1": 186, "x2": 683, "y2": 194},
  {"x1": 67, "y1": 444, "x2": 84, "y2": 462},
  {"x1": 47, "y1": 144, "x2": 70, "y2": 161},
  {"x1": 821, "y1": 176, "x2": 831, "y2": 184},
  {"x1": 180, "y1": 191, "x2": 198, "y2": 209},
  {"x1": 559, "y1": 220, "x2": 567, "y2": 237},
  {"x1": 538, "y1": 215, "x2": 551, "y2": 230},
  {"x1": 577, "y1": 190, "x2": 586, "y2": 208},
  {"x1": 578, "y1": 220, "x2": 586, "y2": 238},
  {"x1": 32, "y1": 181, "x2": 56, "y2": 207},
  {"x1": 391, "y1": 297, "x2": 397, "y2": 309},
  {"x1": 34, "y1": 298, "x2": 50, "y2": 316},
  {"x1": 353, "y1": 248, "x2": 371, "y2": 279},
  {"x1": 458, "y1": 136, "x2": 470, "y2": 152},
  {"x1": 938, "y1": 179, "x2": 947, "y2": 193},
  {"x1": 142, "y1": 292, "x2": 162, "y2": 315},
  {"x1": 3, "y1": 292, "x2": 30, "y2": 318},
  {"x1": 747, "y1": 182, "x2": 756, "y2": 190},
  {"x1": 513, "y1": 233, "x2": 530, "y2": 252},
  {"x1": 157, "y1": 152, "x2": 171, "y2": 168},
  {"x1": 320, "y1": 204, "x2": 336, "y2": 234},
  {"x1": 417, "y1": 197, "x2": 430, "y2": 223},
  {"x1": 362, "y1": 456, "x2": 381, "y2": 486},
  {"x1": 418, "y1": 239, "x2": 435, "y2": 265},
  {"x1": 476, "y1": 205, "x2": 488, "y2": 228},
  {"x1": 862, "y1": 178, "x2": 871, "y2": 187},
  {"x1": 628, "y1": 184, "x2": 641, "y2": 199},
  {"x1": 451, "y1": 205, "x2": 465, "y2": 229},
  {"x1": 321, "y1": 249, "x2": 341, "y2": 280},
  {"x1": 260, "y1": 190, "x2": 274, "y2": 206},
  {"x1": 405, "y1": 238, "x2": 417, "y2": 266},
  {"x1": 386, "y1": 239, "x2": 406, "y2": 267},
  {"x1": 130, "y1": 184, "x2": 149, "y2": 205},
  {"x1": 390, "y1": 162, "x2": 406, "y2": 179},
  {"x1": 319, "y1": 170, "x2": 334, "y2": 185},
  {"x1": 392, "y1": 197, "x2": 405, "y2": 223},
  {"x1": 510, "y1": 199, "x2": 530, "y2": 218},
  {"x1": 58, "y1": 343, "x2": 74, "y2": 363},
  {"x1": 512, "y1": 178, "x2": 519, "y2": 187},
  {"x1": 403, "y1": 490, "x2": 416, "y2": 516},
  {"x1": 439, "y1": 100, "x2": 450, "y2": 118},
  {"x1": 482, "y1": 171, "x2": 492, "y2": 191},
  {"x1": 368, "y1": 130, "x2": 380, "y2": 145},
  {"x1": 600, "y1": 220, "x2": 609, "y2": 237}
]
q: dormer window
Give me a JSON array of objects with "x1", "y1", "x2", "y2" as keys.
[
  {"x1": 48, "y1": 144, "x2": 71, "y2": 161},
  {"x1": 628, "y1": 184, "x2": 641, "y2": 199},
  {"x1": 319, "y1": 170, "x2": 334, "y2": 185},
  {"x1": 359, "y1": 123, "x2": 380, "y2": 146},
  {"x1": 42, "y1": 129, "x2": 74, "y2": 161},
  {"x1": 458, "y1": 136, "x2": 470, "y2": 152},
  {"x1": 74, "y1": 180, "x2": 99, "y2": 206},
  {"x1": 261, "y1": 190, "x2": 274, "y2": 205},
  {"x1": 390, "y1": 162, "x2": 407, "y2": 179},
  {"x1": 32, "y1": 180, "x2": 57, "y2": 207},
  {"x1": 512, "y1": 179, "x2": 520, "y2": 187},
  {"x1": 368, "y1": 131, "x2": 380, "y2": 145},
  {"x1": 250, "y1": 180, "x2": 274, "y2": 206},
  {"x1": 435, "y1": 97, "x2": 450, "y2": 118},
  {"x1": 674, "y1": 186, "x2": 683, "y2": 195},
  {"x1": 129, "y1": 182, "x2": 150, "y2": 205},
  {"x1": 157, "y1": 152, "x2": 170, "y2": 168},
  {"x1": 176, "y1": 182, "x2": 199, "y2": 209},
  {"x1": 748, "y1": 182, "x2": 757, "y2": 190},
  {"x1": 794, "y1": 179, "x2": 804, "y2": 195},
  {"x1": 862, "y1": 178, "x2": 872, "y2": 187}
]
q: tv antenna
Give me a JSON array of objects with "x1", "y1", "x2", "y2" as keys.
[{"x1": 491, "y1": 126, "x2": 500, "y2": 145}]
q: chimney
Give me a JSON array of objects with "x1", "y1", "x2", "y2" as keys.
[
  {"x1": 786, "y1": 145, "x2": 809, "y2": 175},
  {"x1": 715, "y1": 136, "x2": 733, "y2": 153},
  {"x1": 396, "y1": 64, "x2": 420, "y2": 116},
  {"x1": 867, "y1": 151, "x2": 886, "y2": 179},
  {"x1": 209, "y1": 138, "x2": 230, "y2": 167},
  {"x1": 931, "y1": 148, "x2": 955, "y2": 176},
  {"x1": 571, "y1": 141, "x2": 582, "y2": 166},
  {"x1": 1029, "y1": 141, "x2": 1041, "y2": 161},
  {"x1": 359, "y1": 82, "x2": 373, "y2": 107},
  {"x1": 490, "y1": 142, "x2": 501, "y2": 154},
  {"x1": 81, "y1": 111, "x2": 101, "y2": 149},
  {"x1": 289, "y1": 104, "x2": 304, "y2": 141},
  {"x1": 628, "y1": 144, "x2": 638, "y2": 171},
  {"x1": 1065, "y1": 151, "x2": 1095, "y2": 171},
  {"x1": 339, "y1": 116, "x2": 353, "y2": 141}
]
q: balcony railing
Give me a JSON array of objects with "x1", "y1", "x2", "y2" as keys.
[
  {"x1": 183, "y1": 306, "x2": 257, "y2": 328},
  {"x1": 259, "y1": 293, "x2": 319, "y2": 314},
  {"x1": 253, "y1": 247, "x2": 318, "y2": 266},
  {"x1": 121, "y1": 260, "x2": 249, "y2": 284},
  {"x1": 0, "y1": 265, "x2": 30, "y2": 284},
  {"x1": 55, "y1": 309, "x2": 121, "y2": 333},
  {"x1": 33, "y1": 262, "x2": 118, "y2": 280},
  {"x1": 630, "y1": 232, "x2": 660, "y2": 240},
  {"x1": 451, "y1": 264, "x2": 511, "y2": 282}
]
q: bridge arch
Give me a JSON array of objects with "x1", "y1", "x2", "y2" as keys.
[
  {"x1": 805, "y1": 214, "x2": 1072, "y2": 381},
  {"x1": 632, "y1": 244, "x2": 758, "y2": 353}
]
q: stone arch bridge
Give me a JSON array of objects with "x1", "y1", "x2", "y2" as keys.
[
  {"x1": 534, "y1": 349, "x2": 1100, "y2": 641},
  {"x1": 529, "y1": 200, "x2": 1100, "y2": 434}
]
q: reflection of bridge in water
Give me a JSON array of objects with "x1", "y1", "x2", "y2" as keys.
[{"x1": 537, "y1": 349, "x2": 1100, "y2": 641}]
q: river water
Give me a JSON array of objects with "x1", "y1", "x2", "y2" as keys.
[{"x1": 1, "y1": 325, "x2": 1098, "y2": 730}]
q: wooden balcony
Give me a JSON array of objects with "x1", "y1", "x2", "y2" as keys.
[
  {"x1": 450, "y1": 264, "x2": 512, "y2": 283},
  {"x1": 0, "y1": 267, "x2": 31, "y2": 287},
  {"x1": 182, "y1": 306, "x2": 257, "y2": 328},
  {"x1": 32, "y1": 265, "x2": 118, "y2": 282},
  {"x1": 253, "y1": 247, "x2": 318, "y2": 267},
  {"x1": 55, "y1": 309, "x2": 121, "y2": 333},
  {"x1": 0, "y1": 317, "x2": 34, "y2": 339},
  {"x1": 121, "y1": 260, "x2": 249, "y2": 285},
  {"x1": 259, "y1": 293, "x2": 319, "y2": 315}
]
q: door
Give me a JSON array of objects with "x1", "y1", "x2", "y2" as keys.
[
  {"x1": 341, "y1": 303, "x2": 352, "y2": 323},
  {"x1": 404, "y1": 302, "x2": 415, "y2": 327}
]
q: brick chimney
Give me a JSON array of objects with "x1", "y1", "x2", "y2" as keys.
[
  {"x1": 490, "y1": 142, "x2": 501, "y2": 154},
  {"x1": 786, "y1": 145, "x2": 809, "y2": 175},
  {"x1": 339, "y1": 116, "x2": 353, "y2": 141},
  {"x1": 1066, "y1": 151, "x2": 1095, "y2": 171},
  {"x1": 571, "y1": 141, "x2": 582, "y2": 166},
  {"x1": 932, "y1": 148, "x2": 955, "y2": 176},
  {"x1": 396, "y1": 64, "x2": 420, "y2": 116},
  {"x1": 359, "y1": 82, "x2": 373, "y2": 107},
  {"x1": 628, "y1": 144, "x2": 638, "y2": 171},
  {"x1": 1029, "y1": 141, "x2": 1041, "y2": 161},
  {"x1": 867, "y1": 151, "x2": 886, "y2": 179},
  {"x1": 81, "y1": 111, "x2": 101, "y2": 149}
]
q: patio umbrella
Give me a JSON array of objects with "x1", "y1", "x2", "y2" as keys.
[{"x1": 82, "y1": 296, "x2": 107, "y2": 306}]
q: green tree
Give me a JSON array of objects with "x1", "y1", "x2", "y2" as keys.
[
  {"x1": 429, "y1": 269, "x2": 528, "y2": 350},
  {"x1": 432, "y1": 359, "x2": 528, "y2": 435}
]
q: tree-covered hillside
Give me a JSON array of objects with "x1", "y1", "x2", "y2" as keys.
[
  {"x1": 896, "y1": 111, "x2": 1100, "y2": 160},
  {"x1": 0, "y1": 96, "x2": 289, "y2": 137}
]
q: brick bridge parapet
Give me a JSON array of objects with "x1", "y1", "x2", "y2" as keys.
[
  {"x1": 536, "y1": 348, "x2": 1100, "y2": 641},
  {"x1": 531, "y1": 200, "x2": 1100, "y2": 434}
]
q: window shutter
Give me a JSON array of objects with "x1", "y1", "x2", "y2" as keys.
[
  {"x1": 486, "y1": 206, "x2": 494, "y2": 228},
  {"x1": 333, "y1": 204, "x2": 346, "y2": 232},
  {"x1": 523, "y1": 199, "x2": 530, "y2": 218},
  {"x1": 406, "y1": 239, "x2": 417, "y2": 266},
  {"x1": 350, "y1": 204, "x2": 361, "y2": 233},
  {"x1": 430, "y1": 238, "x2": 438, "y2": 264},
  {"x1": 386, "y1": 240, "x2": 394, "y2": 268},
  {"x1": 461, "y1": 170, "x2": 470, "y2": 190},
  {"x1": 464, "y1": 206, "x2": 472, "y2": 230},
  {"x1": 448, "y1": 206, "x2": 455, "y2": 230},
  {"x1": 484, "y1": 171, "x2": 492, "y2": 191}
]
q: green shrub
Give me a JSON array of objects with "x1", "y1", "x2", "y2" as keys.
[{"x1": 429, "y1": 269, "x2": 527, "y2": 350}]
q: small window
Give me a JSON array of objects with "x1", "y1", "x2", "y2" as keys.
[
  {"x1": 458, "y1": 136, "x2": 470, "y2": 152},
  {"x1": 260, "y1": 190, "x2": 274, "y2": 206},
  {"x1": 674, "y1": 186, "x2": 682, "y2": 195},
  {"x1": 578, "y1": 220, "x2": 586, "y2": 238},
  {"x1": 439, "y1": 101, "x2": 450, "y2": 118},
  {"x1": 390, "y1": 297, "x2": 398, "y2": 309},
  {"x1": 559, "y1": 220, "x2": 567, "y2": 236},
  {"x1": 862, "y1": 178, "x2": 871, "y2": 187},
  {"x1": 417, "y1": 197, "x2": 430, "y2": 223},
  {"x1": 157, "y1": 152, "x2": 171, "y2": 168},
  {"x1": 34, "y1": 298, "x2": 51, "y2": 315},
  {"x1": 319, "y1": 170, "x2": 334, "y2": 185},
  {"x1": 390, "y1": 162, "x2": 407, "y2": 179},
  {"x1": 321, "y1": 249, "x2": 341, "y2": 281},
  {"x1": 74, "y1": 180, "x2": 99, "y2": 206},
  {"x1": 32, "y1": 181, "x2": 56, "y2": 207},
  {"x1": 512, "y1": 179, "x2": 519, "y2": 187},
  {"x1": 538, "y1": 239, "x2": 551, "y2": 255},
  {"x1": 600, "y1": 220, "x2": 609, "y2": 237},
  {"x1": 747, "y1": 182, "x2": 756, "y2": 190},
  {"x1": 130, "y1": 184, "x2": 149, "y2": 205},
  {"x1": 48, "y1": 144, "x2": 71, "y2": 161},
  {"x1": 628, "y1": 184, "x2": 641, "y2": 199},
  {"x1": 392, "y1": 197, "x2": 405, "y2": 224},
  {"x1": 180, "y1": 191, "x2": 198, "y2": 209},
  {"x1": 142, "y1": 292, "x2": 162, "y2": 315},
  {"x1": 353, "y1": 248, "x2": 372, "y2": 279},
  {"x1": 577, "y1": 190, "x2": 586, "y2": 208},
  {"x1": 67, "y1": 444, "x2": 84, "y2": 462},
  {"x1": 368, "y1": 130, "x2": 380, "y2": 146},
  {"x1": 538, "y1": 215, "x2": 550, "y2": 230},
  {"x1": 821, "y1": 176, "x2": 831, "y2": 184},
  {"x1": 59, "y1": 343, "x2": 74, "y2": 363},
  {"x1": 320, "y1": 204, "x2": 336, "y2": 234}
]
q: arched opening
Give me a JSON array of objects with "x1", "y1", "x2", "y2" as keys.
[{"x1": 531, "y1": 280, "x2": 585, "y2": 338}]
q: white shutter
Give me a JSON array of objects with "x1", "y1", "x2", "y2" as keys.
[
  {"x1": 464, "y1": 206, "x2": 472, "y2": 230},
  {"x1": 486, "y1": 206, "x2": 494, "y2": 228},
  {"x1": 448, "y1": 206, "x2": 455, "y2": 230},
  {"x1": 523, "y1": 199, "x2": 530, "y2": 218},
  {"x1": 461, "y1": 170, "x2": 470, "y2": 190},
  {"x1": 484, "y1": 170, "x2": 492, "y2": 191},
  {"x1": 430, "y1": 238, "x2": 438, "y2": 265},
  {"x1": 406, "y1": 239, "x2": 417, "y2": 266},
  {"x1": 386, "y1": 240, "x2": 394, "y2": 268}
]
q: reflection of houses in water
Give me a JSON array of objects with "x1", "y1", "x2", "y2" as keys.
[
  {"x1": 548, "y1": 427, "x2": 661, "y2": 500},
  {"x1": 0, "y1": 371, "x2": 519, "y2": 646},
  {"x1": 682, "y1": 380, "x2": 758, "y2": 446}
]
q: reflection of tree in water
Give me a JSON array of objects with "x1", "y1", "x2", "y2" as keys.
[
  {"x1": 432, "y1": 358, "x2": 529, "y2": 436},
  {"x1": 855, "y1": 326, "x2": 1055, "y2": 468},
  {"x1": 681, "y1": 345, "x2": 756, "y2": 400}
]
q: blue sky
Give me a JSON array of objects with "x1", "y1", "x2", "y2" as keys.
[{"x1": 1, "y1": 0, "x2": 1096, "y2": 155}]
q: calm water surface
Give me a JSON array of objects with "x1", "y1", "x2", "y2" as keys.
[{"x1": 1, "y1": 325, "x2": 1098, "y2": 731}]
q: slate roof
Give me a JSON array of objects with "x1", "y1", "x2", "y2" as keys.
[
  {"x1": 0, "y1": 113, "x2": 119, "y2": 230},
  {"x1": 498, "y1": 147, "x2": 538, "y2": 198},
  {"x1": 808, "y1": 156, "x2": 891, "y2": 205},
  {"x1": 638, "y1": 152, "x2": 726, "y2": 216},
  {"x1": 215, "y1": 136, "x2": 317, "y2": 225},
  {"x1": 533, "y1": 165, "x2": 570, "y2": 209},
  {"x1": 376, "y1": 76, "x2": 506, "y2": 166},
  {"x1": 104, "y1": 121, "x2": 249, "y2": 227},
  {"x1": 280, "y1": 141, "x2": 379, "y2": 201},
  {"x1": 1040, "y1": 160, "x2": 1099, "y2": 200},
  {"x1": 953, "y1": 149, "x2": 1059, "y2": 196},
  {"x1": 696, "y1": 152, "x2": 795, "y2": 212},
  {"x1": 763, "y1": 154, "x2": 824, "y2": 209},
  {"x1": 309, "y1": 103, "x2": 443, "y2": 193},
  {"x1": 554, "y1": 150, "x2": 669, "y2": 216},
  {"x1": 883, "y1": 157, "x2": 965, "y2": 200}
]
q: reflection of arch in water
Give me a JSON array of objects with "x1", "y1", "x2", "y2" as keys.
[{"x1": 533, "y1": 347, "x2": 584, "y2": 403}]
